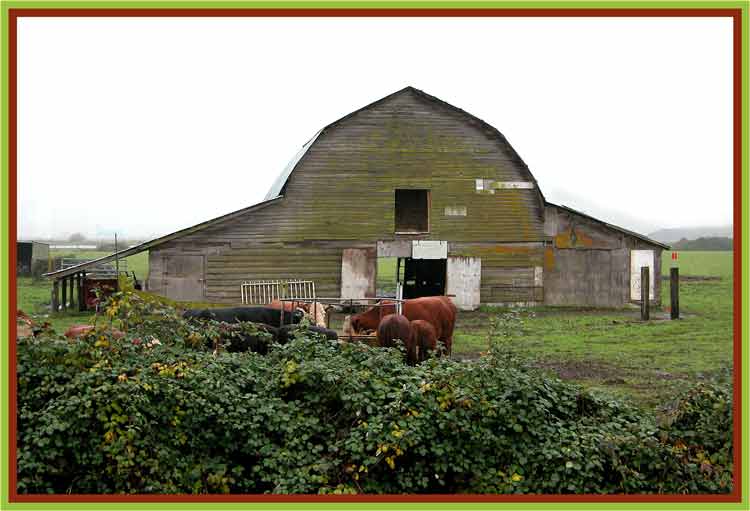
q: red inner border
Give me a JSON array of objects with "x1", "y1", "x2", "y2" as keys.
[{"x1": 6, "y1": 7, "x2": 744, "y2": 504}]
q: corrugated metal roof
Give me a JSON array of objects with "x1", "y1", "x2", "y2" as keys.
[{"x1": 264, "y1": 130, "x2": 322, "y2": 200}]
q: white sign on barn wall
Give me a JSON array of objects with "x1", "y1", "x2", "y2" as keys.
[
  {"x1": 412, "y1": 240, "x2": 448, "y2": 259},
  {"x1": 446, "y1": 256, "x2": 481, "y2": 310},
  {"x1": 630, "y1": 250, "x2": 655, "y2": 301}
]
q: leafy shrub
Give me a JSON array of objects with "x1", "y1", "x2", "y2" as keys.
[
  {"x1": 16, "y1": 292, "x2": 733, "y2": 494},
  {"x1": 656, "y1": 383, "x2": 734, "y2": 493}
]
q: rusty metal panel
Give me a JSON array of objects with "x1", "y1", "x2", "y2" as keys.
[
  {"x1": 341, "y1": 248, "x2": 376, "y2": 299},
  {"x1": 630, "y1": 250, "x2": 655, "y2": 300},
  {"x1": 377, "y1": 240, "x2": 412, "y2": 258},
  {"x1": 446, "y1": 256, "x2": 481, "y2": 310}
]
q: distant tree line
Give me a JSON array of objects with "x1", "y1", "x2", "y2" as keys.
[{"x1": 671, "y1": 237, "x2": 733, "y2": 251}]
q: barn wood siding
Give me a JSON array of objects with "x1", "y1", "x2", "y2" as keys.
[
  {"x1": 543, "y1": 204, "x2": 663, "y2": 307},
  {"x1": 205, "y1": 244, "x2": 344, "y2": 303},
  {"x1": 449, "y1": 242, "x2": 545, "y2": 304}
]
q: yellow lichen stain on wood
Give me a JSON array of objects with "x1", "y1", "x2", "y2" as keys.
[
  {"x1": 554, "y1": 228, "x2": 595, "y2": 248},
  {"x1": 544, "y1": 247, "x2": 555, "y2": 270}
]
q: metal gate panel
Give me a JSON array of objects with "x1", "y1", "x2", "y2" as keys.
[{"x1": 240, "y1": 279, "x2": 316, "y2": 305}]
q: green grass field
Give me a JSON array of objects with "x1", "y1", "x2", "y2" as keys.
[
  {"x1": 49, "y1": 250, "x2": 149, "y2": 281},
  {"x1": 453, "y1": 251, "x2": 734, "y2": 407},
  {"x1": 376, "y1": 257, "x2": 398, "y2": 294},
  {"x1": 661, "y1": 250, "x2": 733, "y2": 278},
  {"x1": 17, "y1": 250, "x2": 734, "y2": 408},
  {"x1": 16, "y1": 250, "x2": 151, "y2": 332}
]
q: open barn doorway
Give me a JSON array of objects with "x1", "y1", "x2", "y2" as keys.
[{"x1": 402, "y1": 258, "x2": 447, "y2": 299}]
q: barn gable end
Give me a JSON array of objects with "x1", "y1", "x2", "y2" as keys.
[{"x1": 543, "y1": 203, "x2": 666, "y2": 307}]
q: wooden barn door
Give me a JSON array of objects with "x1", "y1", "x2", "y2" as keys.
[
  {"x1": 630, "y1": 250, "x2": 655, "y2": 301},
  {"x1": 341, "y1": 248, "x2": 376, "y2": 299},
  {"x1": 446, "y1": 256, "x2": 481, "y2": 310},
  {"x1": 163, "y1": 255, "x2": 205, "y2": 302}
]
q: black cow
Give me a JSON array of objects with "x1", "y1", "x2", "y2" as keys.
[
  {"x1": 224, "y1": 324, "x2": 279, "y2": 354},
  {"x1": 182, "y1": 307, "x2": 303, "y2": 326},
  {"x1": 277, "y1": 325, "x2": 338, "y2": 343},
  {"x1": 220, "y1": 324, "x2": 338, "y2": 354}
]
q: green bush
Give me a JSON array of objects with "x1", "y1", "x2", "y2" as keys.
[{"x1": 16, "y1": 292, "x2": 733, "y2": 494}]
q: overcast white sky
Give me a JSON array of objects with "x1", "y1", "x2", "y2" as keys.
[{"x1": 17, "y1": 16, "x2": 734, "y2": 241}]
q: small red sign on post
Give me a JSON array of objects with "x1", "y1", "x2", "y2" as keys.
[{"x1": 671, "y1": 252, "x2": 678, "y2": 261}]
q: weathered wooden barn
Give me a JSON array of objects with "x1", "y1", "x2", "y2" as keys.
[{"x1": 46, "y1": 87, "x2": 667, "y2": 309}]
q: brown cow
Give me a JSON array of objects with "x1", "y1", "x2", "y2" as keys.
[
  {"x1": 64, "y1": 324, "x2": 125, "y2": 340},
  {"x1": 377, "y1": 314, "x2": 415, "y2": 364},
  {"x1": 410, "y1": 319, "x2": 439, "y2": 363},
  {"x1": 351, "y1": 296, "x2": 457, "y2": 355}
]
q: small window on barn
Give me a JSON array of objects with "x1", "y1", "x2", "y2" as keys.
[{"x1": 395, "y1": 189, "x2": 430, "y2": 233}]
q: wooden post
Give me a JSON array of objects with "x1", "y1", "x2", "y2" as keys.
[
  {"x1": 114, "y1": 233, "x2": 120, "y2": 288},
  {"x1": 74, "y1": 273, "x2": 80, "y2": 311},
  {"x1": 52, "y1": 280, "x2": 60, "y2": 313},
  {"x1": 640, "y1": 266, "x2": 650, "y2": 321},
  {"x1": 79, "y1": 272, "x2": 86, "y2": 311},
  {"x1": 670, "y1": 267, "x2": 679, "y2": 320},
  {"x1": 61, "y1": 277, "x2": 68, "y2": 311},
  {"x1": 71, "y1": 274, "x2": 77, "y2": 311}
]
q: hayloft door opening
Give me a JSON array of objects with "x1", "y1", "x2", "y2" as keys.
[
  {"x1": 401, "y1": 258, "x2": 446, "y2": 299},
  {"x1": 395, "y1": 189, "x2": 430, "y2": 233}
]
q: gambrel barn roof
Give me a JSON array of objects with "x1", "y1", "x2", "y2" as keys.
[
  {"x1": 265, "y1": 86, "x2": 546, "y2": 208},
  {"x1": 44, "y1": 86, "x2": 667, "y2": 279}
]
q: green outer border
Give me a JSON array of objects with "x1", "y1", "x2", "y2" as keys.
[{"x1": 0, "y1": 2, "x2": 747, "y2": 510}]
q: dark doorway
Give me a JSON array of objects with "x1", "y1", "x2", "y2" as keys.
[
  {"x1": 402, "y1": 258, "x2": 446, "y2": 299},
  {"x1": 395, "y1": 189, "x2": 430, "y2": 233}
]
